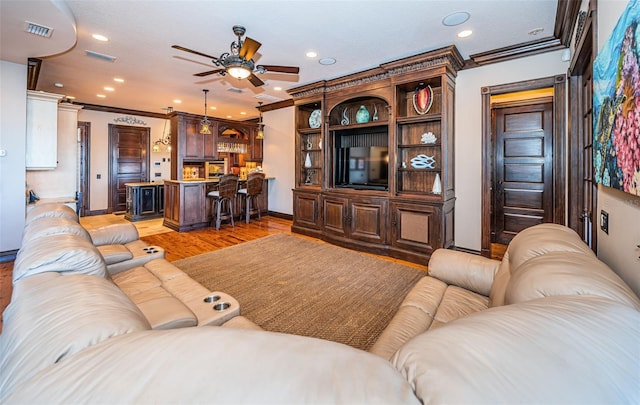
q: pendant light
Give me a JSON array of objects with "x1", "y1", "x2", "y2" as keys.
[
  {"x1": 256, "y1": 101, "x2": 264, "y2": 140},
  {"x1": 200, "y1": 89, "x2": 212, "y2": 135}
]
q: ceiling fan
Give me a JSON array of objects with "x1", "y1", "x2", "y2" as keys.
[{"x1": 172, "y1": 25, "x2": 300, "y2": 87}]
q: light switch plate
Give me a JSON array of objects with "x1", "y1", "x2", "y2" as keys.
[{"x1": 600, "y1": 210, "x2": 609, "y2": 234}]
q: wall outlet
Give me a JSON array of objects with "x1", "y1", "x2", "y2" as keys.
[
  {"x1": 154, "y1": 172, "x2": 162, "y2": 177},
  {"x1": 600, "y1": 210, "x2": 609, "y2": 234},
  {"x1": 96, "y1": 174, "x2": 101, "y2": 179}
]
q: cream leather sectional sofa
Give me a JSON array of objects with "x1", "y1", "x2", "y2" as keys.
[{"x1": 1, "y1": 204, "x2": 639, "y2": 403}]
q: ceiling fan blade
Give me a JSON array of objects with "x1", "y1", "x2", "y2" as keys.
[
  {"x1": 172, "y1": 45, "x2": 218, "y2": 61},
  {"x1": 239, "y1": 37, "x2": 262, "y2": 61},
  {"x1": 257, "y1": 65, "x2": 300, "y2": 74},
  {"x1": 248, "y1": 73, "x2": 265, "y2": 87},
  {"x1": 194, "y1": 68, "x2": 225, "y2": 77}
]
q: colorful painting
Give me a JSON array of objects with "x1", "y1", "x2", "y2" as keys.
[{"x1": 593, "y1": 0, "x2": 640, "y2": 196}]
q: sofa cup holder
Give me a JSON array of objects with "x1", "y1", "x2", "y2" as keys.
[
  {"x1": 213, "y1": 302, "x2": 230, "y2": 311},
  {"x1": 143, "y1": 246, "x2": 159, "y2": 254},
  {"x1": 204, "y1": 295, "x2": 221, "y2": 303}
]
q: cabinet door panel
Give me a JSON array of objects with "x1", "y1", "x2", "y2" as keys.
[
  {"x1": 391, "y1": 202, "x2": 441, "y2": 255},
  {"x1": 183, "y1": 118, "x2": 203, "y2": 159},
  {"x1": 322, "y1": 197, "x2": 348, "y2": 237},
  {"x1": 181, "y1": 183, "x2": 205, "y2": 225},
  {"x1": 293, "y1": 191, "x2": 321, "y2": 229},
  {"x1": 350, "y1": 199, "x2": 387, "y2": 244}
]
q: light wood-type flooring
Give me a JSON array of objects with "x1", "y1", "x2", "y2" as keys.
[{"x1": 0, "y1": 214, "x2": 505, "y2": 332}]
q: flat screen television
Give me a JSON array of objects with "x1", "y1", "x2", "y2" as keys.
[{"x1": 334, "y1": 145, "x2": 389, "y2": 190}]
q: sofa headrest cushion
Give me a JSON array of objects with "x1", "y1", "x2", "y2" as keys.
[
  {"x1": 507, "y1": 223, "x2": 595, "y2": 270},
  {"x1": 504, "y1": 252, "x2": 640, "y2": 309},
  {"x1": 13, "y1": 233, "x2": 107, "y2": 282},
  {"x1": 88, "y1": 222, "x2": 140, "y2": 246},
  {"x1": 0, "y1": 273, "x2": 150, "y2": 400},
  {"x1": 22, "y1": 216, "x2": 92, "y2": 243},
  {"x1": 25, "y1": 203, "x2": 78, "y2": 224},
  {"x1": 393, "y1": 295, "x2": 640, "y2": 404},
  {"x1": 489, "y1": 224, "x2": 595, "y2": 307}
]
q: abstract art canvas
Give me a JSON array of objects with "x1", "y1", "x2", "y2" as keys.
[{"x1": 593, "y1": 0, "x2": 640, "y2": 196}]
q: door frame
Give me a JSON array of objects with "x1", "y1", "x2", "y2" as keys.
[
  {"x1": 480, "y1": 75, "x2": 566, "y2": 257},
  {"x1": 77, "y1": 121, "x2": 91, "y2": 217}
]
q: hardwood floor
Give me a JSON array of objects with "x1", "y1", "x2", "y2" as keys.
[{"x1": 1, "y1": 213, "x2": 508, "y2": 332}]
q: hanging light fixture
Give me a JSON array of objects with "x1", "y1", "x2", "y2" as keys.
[
  {"x1": 153, "y1": 106, "x2": 173, "y2": 153},
  {"x1": 256, "y1": 101, "x2": 264, "y2": 140},
  {"x1": 200, "y1": 89, "x2": 212, "y2": 135}
]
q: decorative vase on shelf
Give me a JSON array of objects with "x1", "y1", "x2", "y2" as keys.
[
  {"x1": 432, "y1": 173, "x2": 442, "y2": 195},
  {"x1": 304, "y1": 152, "x2": 312, "y2": 168},
  {"x1": 355, "y1": 105, "x2": 370, "y2": 123},
  {"x1": 372, "y1": 105, "x2": 378, "y2": 121},
  {"x1": 306, "y1": 137, "x2": 313, "y2": 150},
  {"x1": 341, "y1": 108, "x2": 350, "y2": 125}
]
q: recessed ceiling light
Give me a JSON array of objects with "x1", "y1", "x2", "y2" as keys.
[
  {"x1": 319, "y1": 57, "x2": 336, "y2": 65},
  {"x1": 103, "y1": 86, "x2": 114, "y2": 91},
  {"x1": 54, "y1": 82, "x2": 63, "y2": 88},
  {"x1": 113, "y1": 77, "x2": 124, "y2": 83},
  {"x1": 65, "y1": 95, "x2": 75, "y2": 100},
  {"x1": 97, "y1": 94, "x2": 106, "y2": 98},
  {"x1": 273, "y1": 86, "x2": 282, "y2": 91},
  {"x1": 442, "y1": 11, "x2": 470, "y2": 27},
  {"x1": 226, "y1": 115, "x2": 232, "y2": 119},
  {"x1": 457, "y1": 30, "x2": 473, "y2": 38},
  {"x1": 306, "y1": 51, "x2": 317, "y2": 58},
  {"x1": 240, "y1": 111, "x2": 247, "y2": 115},
  {"x1": 210, "y1": 106, "x2": 216, "y2": 110},
  {"x1": 92, "y1": 33, "x2": 109, "y2": 42},
  {"x1": 173, "y1": 99, "x2": 182, "y2": 104},
  {"x1": 528, "y1": 27, "x2": 544, "y2": 36}
]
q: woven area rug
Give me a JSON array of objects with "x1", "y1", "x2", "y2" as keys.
[{"x1": 172, "y1": 234, "x2": 425, "y2": 351}]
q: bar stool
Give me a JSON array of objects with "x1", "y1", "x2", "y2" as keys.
[
  {"x1": 237, "y1": 172, "x2": 265, "y2": 224},
  {"x1": 207, "y1": 174, "x2": 239, "y2": 230}
]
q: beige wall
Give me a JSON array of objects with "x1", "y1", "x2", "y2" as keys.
[
  {"x1": 0, "y1": 61, "x2": 27, "y2": 252},
  {"x1": 262, "y1": 107, "x2": 295, "y2": 215},
  {"x1": 77, "y1": 109, "x2": 171, "y2": 212},
  {"x1": 595, "y1": 0, "x2": 640, "y2": 296}
]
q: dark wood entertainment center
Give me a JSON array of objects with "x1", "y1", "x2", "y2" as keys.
[{"x1": 288, "y1": 46, "x2": 463, "y2": 263}]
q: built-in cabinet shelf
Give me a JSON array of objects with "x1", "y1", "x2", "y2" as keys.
[
  {"x1": 289, "y1": 45, "x2": 463, "y2": 263},
  {"x1": 26, "y1": 91, "x2": 64, "y2": 170}
]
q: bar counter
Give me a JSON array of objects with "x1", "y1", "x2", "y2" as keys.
[{"x1": 162, "y1": 177, "x2": 271, "y2": 232}]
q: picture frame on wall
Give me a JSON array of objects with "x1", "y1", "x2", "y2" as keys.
[{"x1": 593, "y1": 0, "x2": 640, "y2": 196}]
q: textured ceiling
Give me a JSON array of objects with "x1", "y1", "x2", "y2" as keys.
[{"x1": 1, "y1": 0, "x2": 560, "y2": 119}]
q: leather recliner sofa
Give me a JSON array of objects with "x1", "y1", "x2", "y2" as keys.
[{"x1": 1, "y1": 207, "x2": 638, "y2": 403}]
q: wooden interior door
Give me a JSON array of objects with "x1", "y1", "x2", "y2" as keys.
[
  {"x1": 492, "y1": 101, "x2": 554, "y2": 244},
  {"x1": 108, "y1": 124, "x2": 149, "y2": 213}
]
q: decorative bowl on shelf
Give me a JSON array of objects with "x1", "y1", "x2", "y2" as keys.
[
  {"x1": 308, "y1": 109, "x2": 322, "y2": 128},
  {"x1": 413, "y1": 84, "x2": 434, "y2": 115}
]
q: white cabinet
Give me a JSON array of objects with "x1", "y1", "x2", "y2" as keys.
[{"x1": 26, "y1": 90, "x2": 63, "y2": 170}]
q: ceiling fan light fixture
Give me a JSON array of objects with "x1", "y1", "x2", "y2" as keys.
[{"x1": 227, "y1": 64, "x2": 252, "y2": 79}]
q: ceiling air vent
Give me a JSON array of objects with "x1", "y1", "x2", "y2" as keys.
[
  {"x1": 85, "y1": 50, "x2": 117, "y2": 63},
  {"x1": 24, "y1": 21, "x2": 53, "y2": 38},
  {"x1": 227, "y1": 88, "x2": 243, "y2": 94},
  {"x1": 255, "y1": 93, "x2": 284, "y2": 102}
]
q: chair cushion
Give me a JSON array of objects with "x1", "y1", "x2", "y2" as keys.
[
  {"x1": 25, "y1": 203, "x2": 78, "y2": 224},
  {"x1": 136, "y1": 296, "x2": 197, "y2": 330},
  {"x1": 111, "y1": 267, "x2": 162, "y2": 296},
  {"x1": 97, "y1": 244, "x2": 134, "y2": 265}
]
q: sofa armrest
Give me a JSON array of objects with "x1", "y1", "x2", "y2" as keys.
[
  {"x1": 428, "y1": 249, "x2": 500, "y2": 297},
  {"x1": 88, "y1": 222, "x2": 139, "y2": 246}
]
